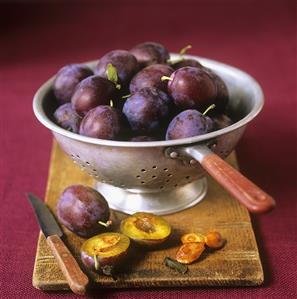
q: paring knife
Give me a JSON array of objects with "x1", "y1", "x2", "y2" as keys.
[{"x1": 27, "y1": 193, "x2": 89, "y2": 295}]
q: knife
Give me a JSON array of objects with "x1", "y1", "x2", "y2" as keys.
[{"x1": 27, "y1": 193, "x2": 89, "y2": 295}]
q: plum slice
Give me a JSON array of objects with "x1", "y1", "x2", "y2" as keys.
[
  {"x1": 81, "y1": 233, "x2": 130, "y2": 276},
  {"x1": 120, "y1": 212, "x2": 171, "y2": 246}
]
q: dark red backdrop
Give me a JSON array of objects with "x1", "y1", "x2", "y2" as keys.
[{"x1": 1, "y1": 0, "x2": 296, "y2": 298}]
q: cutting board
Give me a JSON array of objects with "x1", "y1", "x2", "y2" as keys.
[{"x1": 32, "y1": 141, "x2": 264, "y2": 291}]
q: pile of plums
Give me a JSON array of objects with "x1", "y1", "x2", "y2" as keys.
[{"x1": 53, "y1": 42, "x2": 232, "y2": 141}]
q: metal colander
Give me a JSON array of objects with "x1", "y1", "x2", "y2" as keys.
[{"x1": 33, "y1": 54, "x2": 275, "y2": 215}]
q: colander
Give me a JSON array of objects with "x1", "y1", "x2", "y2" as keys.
[{"x1": 33, "y1": 54, "x2": 275, "y2": 215}]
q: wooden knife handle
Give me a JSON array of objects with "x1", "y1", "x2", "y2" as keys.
[
  {"x1": 201, "y1": 153, "x2": 275, "y2": 213},
  {"x1": 47, "y1": 235, "x2": 89, "y2": 295}
]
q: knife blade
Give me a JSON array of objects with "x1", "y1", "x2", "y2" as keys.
[
  {"x1": 27, "y1": 193, "x2": 63, "y2": 238},
  {"x1": 27, "y1": 193, "x2": 89, "y2": 295}
]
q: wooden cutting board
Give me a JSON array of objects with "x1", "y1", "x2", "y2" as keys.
[{"x1": 32, "y1": 141, "x2": 264, "y2": 291}]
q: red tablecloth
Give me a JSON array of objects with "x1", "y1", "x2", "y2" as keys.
[{"x1": 1, "y1": 0, "x2": 296, "y2": 298}]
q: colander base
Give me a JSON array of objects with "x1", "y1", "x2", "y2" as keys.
[{"x1": 95, "y1": 178, "x2": 207, "y2": 215}]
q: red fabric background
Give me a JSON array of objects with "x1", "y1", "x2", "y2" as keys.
[{"x1": 0, "y1": 0, "x2": 296, "y2": 298}]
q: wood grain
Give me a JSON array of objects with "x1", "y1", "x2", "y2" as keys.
[
  {"x1": 46, "y1": 235, "x2": 89, "y2": 295},
  {"x1": 32, "y1": 141, "x2": 264, "y2": 291}
]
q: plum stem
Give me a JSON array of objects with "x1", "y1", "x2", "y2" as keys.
[
  {"x1": 167, "y1": 57, "x2": 183, "y2": 65},
  {"x1": 98, "y1": 220, "x2": 113, "y2": 228},
  {"x1": 202, "y1": 104, "x2": 216, "y2": 116},
  {"x1": 179, "y1": 44, "x2": 192, "y2": 56},
  {"x1": 122, "y1": 94, "x2": 131, "y2": 99},
  {"x1": 167, "y1": 44, "x2": 192, "y2": 64},
  {"x1": 94, "y1": 255, "x2": 99, "y2": 270},
  {"x1": 161, "y1": 76, "x2": 173, "y2": 82}
]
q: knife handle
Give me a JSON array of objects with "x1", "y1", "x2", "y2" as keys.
[{"x1": 47, "y1": 235, "x2": 89, "y2": 295}]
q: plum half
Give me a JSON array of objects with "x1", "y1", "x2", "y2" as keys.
[
  {"x1": 120, "y1": 212, "x2": 171, "y2": 246},
  {"x1": 81, "y1": 233, "x2": 130, "y2": 276}
]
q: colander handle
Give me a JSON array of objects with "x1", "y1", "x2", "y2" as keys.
[{"x1": 183, "y1": 145, "x2": 275, "y2": 213}]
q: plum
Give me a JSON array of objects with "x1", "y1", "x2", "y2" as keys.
[
  {"x1": 213, "y1": 113, "x2": 233, "y2": 130},
  {"x1": 167, "y1": 45, "x2": 203, "y2": 69},
  {"x1": 171, "y1": 58, "x2": 203, "y2": 70},
  {"x1": 166, "y1": 109, "x2": 214, "y2": 140},
  {"x1": 120, "y1": 212, "x2": 171, "y2": 247},
  {"x1": 53, "y1": 103, "x2": 82, "y2": 133},
  {"x1": 122, "y1": 87, "x2": 170, "y2": 133},
  {"x1": 130, "y1": 42, "x2": 170, "y2": 68},
  {"x1": 79, "y1": 105, "x2": 122, "y2": 140},
  {"x1": 53, "y1": 64, "x2": 93, "y2": 103},
  {"x1": 129, "y1": 64, "x2": 174, "y2": 93},
  {"x1": 130, "y1": 136, "x2": 157, "y2": 142},
  {"x1": 164, "y1": 67, "x2": 218, "y2": 112},
  {"x1": 56, "y1": 185, "x2": 111, "y2": 238},
  {"x1": 95, "y1": 50, "x2": 138, "y2": 86},
  {"x1": 81, "y1": 233, "x2": 130, "y2": 276},
  {"x1": 204, "y1": 68, "x2": 229, "y2": 113},
  {"x1": 71, "y1": 75, "x2": 116, "y2": 116}
]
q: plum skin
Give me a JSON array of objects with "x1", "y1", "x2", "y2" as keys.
[
  {"x1": 53, "y1": 103, "x2": 82, "y2": 133},
  {"x1": 56, "y1": 185, "x2": 110, "y2": 238},
  {"x1": 123, "y1": 87, "x2": 170, "y2": 134},
  {"x1": 129, "y1": 64, "x2": 174, "y2": 93},
  {"x1": 95, "y1": 50, "x2": 139, "y2": 86},
  {"x1": 53, "y1": 64, "x2": 93, "y2": 104},
  {"x1": 167, "y1": 67, "x2": 218, "y2": 112},
  {"x1": 204, "y1": 68, "x2": 229, "y2": 113},
  {"x1": 130, "y1": 136, "x2": 156, "y2": 142},
  {"x1": 79, "y1": 105, "x2": 122, "y2": 140},
  {"x1": 166, "y1": 109, "x2": 214, "y2": 140},
  {"x1": 130, "y1": 42, "x2": 170, "y2": 68},
  {"x1": 71, "y1": 75, "x2": 117, "y2": 116},
  {"x1": 172, "y1": 58, "x2": 203, "y2": 70},
  {"x1": 213, "y1": 113, "x2": 233, "y2": 130}
]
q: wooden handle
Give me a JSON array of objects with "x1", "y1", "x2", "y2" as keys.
[
  {"x1": 47, "y1": 235, "x2": 89, "y2": 295},
  {"x1": 201, "y1": 153, "x2": 275, "y2": 213}
]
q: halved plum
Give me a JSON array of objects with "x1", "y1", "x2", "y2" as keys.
[
  {"x1": 81, "y1": 232, "x2": 130, "y2": 276},
  {"x1": 120, "y1": 212, "x2": 171, "y2": 246}
]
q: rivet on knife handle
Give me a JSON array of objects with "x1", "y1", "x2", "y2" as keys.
[{"x1": 46, "y1": 235, "x2": 89, "y2": 295}]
